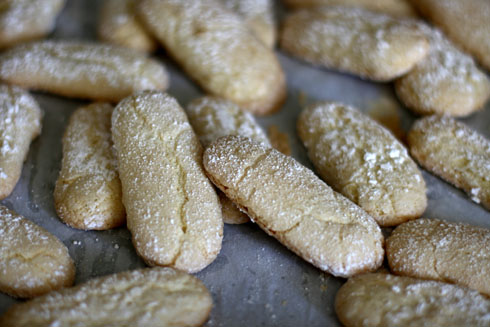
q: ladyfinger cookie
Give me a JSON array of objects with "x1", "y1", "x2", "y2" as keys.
[
  {"x1": 408, "y1": 116, "x2": 490, "y2": 210},
  {"x1": 203, "y1": 135, "x2": 384, "y2": 277},
  {"x1": 98, "y1": 0, "x2": 158, "y2": 53},
  {"x1": 187, "y1": 96, "x2": 270, "y2": 224},
  {"x1": 112, "y1": 91, "x2": 223, "y2": 273},
  {"x1": 297, "y1": 102, "x2": 427, "y2": 226},
  {"x1": 409, "y1": 0, "x2": 490, "y2": 71},
  {"x1": 335, "y1": 273, "x2": 490, "y2": 327},
  {"x1": 0, "y1": 40, "x2": 169, "y2": 102},
  {"x1": 0, "y1": 205, "x2": 75, "y2": 298},
  {"x1": 395, "y1": 27, "x2": 490, "y2": 117},
  {"x1": 280, "y1": 6, "x2": 429, "y2": 82},
  {"x1": 0, "y1": 0, "x2": 65, "y2": 49},
  {"x1": 386, "y1": 218, "x2": 490, "y2": 297},
  {"x1": 221, "y1": 0, "x2": 276, "y2": 48},
  {"x1": 137, "y1": 0, "x2": 285, "y2": 115},
  {"x1": 0, "y1": 84, "x2": 42, "y2": 200},
  {"x1": 54, "y1": 103, "x2": 125, "y2": 230},
  {"x1": 0, "y1": 267, "x2": 212, "y2": 327}
]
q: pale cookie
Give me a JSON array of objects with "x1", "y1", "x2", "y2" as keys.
[
  {"x1": 0, "y1": 205, "x2": 75, "y2": 298},
  {"x1": 203, "y1": 136, "x2": 384, "y2": 277},
  {"x1": 137, "y1": 0, "x2": 285, "y2": 115},
  {"x1": 395, "y1": 27, "x2": 490, "y2": 117},
  {"x1": 221, "y1": 0, "x2": 276, "y2": 48},
  {"x1": 187, "y1": 96, "x2": 269, "y2": 225},
  {"x1": 112, "y1": 91, "x2": 223, "y2": 273},
  {"x1": 297, "y1": 102, "x2": 427, "y2": 226},
  {"x1": 98, "y1": 0, "x2": 157, "y2": 53},
  {"x1": 0, "y1": 267, "x2": 212, "y2": 327},
  {"x1": 0, "y1": 84, "x2": 42, "y2": 200},
  {"x1": 0, "y1": 0, "x2": 65, "y2": 49},
  {"x1": 335, "y1": 273, "x2": 490, "y2": 327},
  {"x1": 386, "y1": 218, "x2": 490, "y2": 297},
  {"x1": 54, "y1": 103, "x2": 125, "y2": 230},
  {"x1": 282, "y1": 0, "x2": 417, "y2": 18},
  {"x1": 410, "y1": 0, "x2": 490, "y2": 71},
  {"x1": 408, "y1": 116, "x2": 490, "y2": 210},
  {"x1": 0, "y1": 40, "x2": 169, "y2": 102},
  {"x1": 280, "y1": 7, "x2": 429, "y2": 82}
]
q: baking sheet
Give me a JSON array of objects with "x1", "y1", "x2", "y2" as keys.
[{"x1": 1, "y1": 1, "x2": 489, "y2": 326}]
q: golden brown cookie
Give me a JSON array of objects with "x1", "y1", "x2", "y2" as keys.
[
  {"x1": 0, "y1": 40, "x2": 169, "y2": 102},
  {"x1": 0, "y1": 205, "x2": 75, "y2": 298},
  {"x1": 112, "y1": 91, "x2": 223, "y2": 273},
  {"x1": 297, "y1": 102, "x2": 427, "y2": 226},
  {"x1": 0, "y1": 84, "x2": 42, "y2": 200},
  {"x1": 335, "y1": 273, "x2": 490, "y2": 327},
  {"x1": 203, "y1": 135, "x2": 384, "y2": 277},
  {"x1": 0, "y1": 267, "x2": 212, "y2": 327},
  {"x1": 280, "y1": 7, "x2": 429, "y2": 81},
  {"x1": 408, "y1": 116, "x2": 490, "y2": 210},
  {"x1": 54, "y1": 103, "x2": 125, "y2": 230},
  {"x1": 137, "y1": 0, "x2": 285, "y2": 115},
  {"x1": 386, "y1": 218, "x2": 490, "y2": 297}
]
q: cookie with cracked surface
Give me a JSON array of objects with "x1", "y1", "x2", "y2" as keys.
[
  {"x1": 112, "y1": 91, "x2": 223, "y2": 273},
  {"x1": 0, "y1": 84, "x2": 42, "y2": 200},
  {"x1": 386, "y1": 218, "x2": 490, "y2": 297},
  {"x1": 409, "y1": 0, "x2": 490, "y2": 71},
  {"x1": 395, "y1": 26, "x2": 490, "y2": 117},
  {"x1": 0, "y1": 40, "x2": 169, "y2": 102},
  {"x1": 297, "y1": 102, "x2": 426, "y2": 226},
  {"x1": 0, "y1": 267, "x2": 212, "y2": 327},
  {"x1": 137, "y1": 0, "x2": 285, "y2": 115},
  {"x1": 203, "y1": 135, "x2": 384, "y2": 277},
  {"x1": 280, "y1": 6, "x2": 429, "y2": 81},
  {"x1": 408, "y1": 116, "x2": 490, "y2": 210},
  {"x1": 335, "y1": 273, "x2": 490, "y2": 327},
  {"x1": 54, "y1": 103, "x2": 125, "y2": 230},
  {"x1": 0, "y1": 0, "x2": 65, "y2": 49},
  {"x1": 0, "y1": 205, "x2": 75, "y2": 298}
]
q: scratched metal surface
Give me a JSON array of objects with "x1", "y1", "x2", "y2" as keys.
[{"x1": 0, "y1": 1, "x2": 489, "y2": 326}]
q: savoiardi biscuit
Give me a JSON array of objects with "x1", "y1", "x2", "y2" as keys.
[
  {"x1": 386, "y1": 218, "x2": 490, "y2": 297},
  {"x1": 408, "y1": 116, "x2": 490, "y2": 210},
  {"x1": 335, "y1": 273, "x2": 490, "y2": 327},
  {"x1": 112, "y1": 91, "x2": 223, "y2": 273},
  {"x1": 0, "y1": 84, "x2": 42, "y2": 200},
  {"x1": 0, "y1": 267, "x2": 212, "y2": 327},
  {"x1": 280, "y1": 6, "x2": 429, "y2": 81},
  {"x1": 297, "y1": 102, "x2": 427, "y2": 226},
  {"x1": 0, "y1": 40, "x2": 169, "y2": 102},
  {"x1": 0, "y1": 205, "x2": 75, "y2": 298},
  {"x1": 54, "y1": 103, "x2": 125, "y2": 230},
  {"x1": 137, "y1": 0, "x2": 285, "y2": 115},
  {"x1": 203, "y1": 135, "x2": 384, "y2": 277}
]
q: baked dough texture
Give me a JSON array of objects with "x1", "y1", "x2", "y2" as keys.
[
  {"x1": 0, "y1": 84, "x2": 42, "y2": 200},
  {"x1": 0, "y1": 267, "x2": 212, "y2": 327},
  {"x1": 386, "y1": 218, "x2": 490, "y2": 297},
  {"x1": 203, "y1": 135, "x2": 384, "y2": 277},
  {"x1": 409, "y1": 0, "x2": 490, "y2": 71},
  {"x1": 395, "y1": 26, "x2": 490, "y2": 117},
  {"x1": 54, "y1": 103, "x2": 125, "y2": 230},
  {"x1": 0, "y1": 205, "x2": 75, "y2": 298},
  {"x1": 408, "y1": 116, "x2": 490, "y2": 210},
  {"x1": 335, "y1": 273, "x2": 490, "y2": 327},
  {"x1": 297, "y1": 102, "x2": 426, "y2": 226},
  {"x1": 280, "y1": 6, "x2": 429, "y2": 81},
  {"x1": 112, "y1": 91, "x2": 223, "y2": 273},
  {"x1": 98, "y1": 0, "x2": 157, "y2": 53},
  {"x1": 0, "y1": 0, "x2": 65, "y2": 49},
  {"x1": 0, "y1": 40, "x2": 169, "y2": 102},
  {"x1": 137, "y1": 0, "x2": 285, "y2": 115}
]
